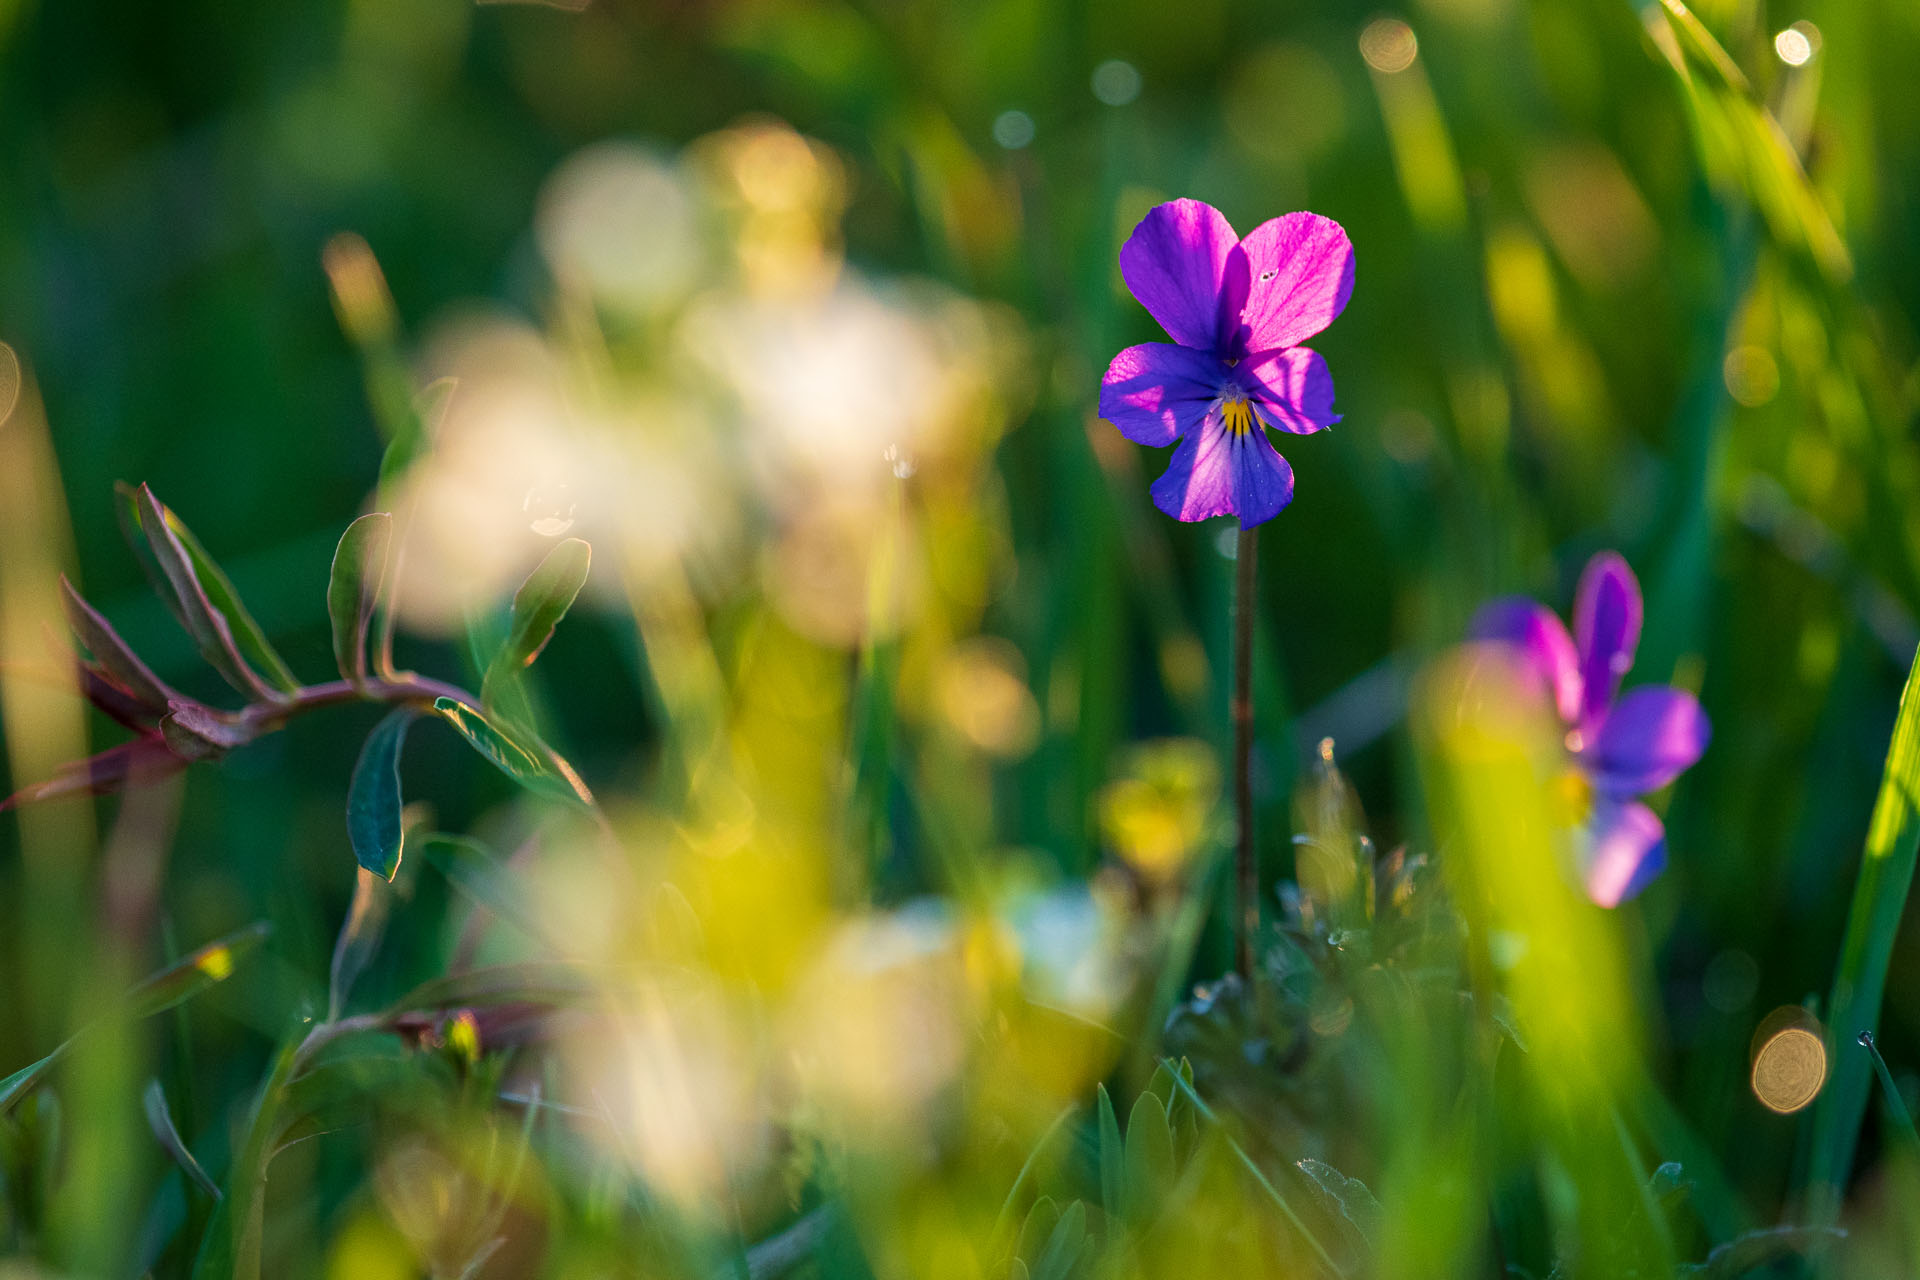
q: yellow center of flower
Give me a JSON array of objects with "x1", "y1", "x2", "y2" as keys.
[
  {"x1": 1220, "y1": 393, "x2": 1258, "y2": 437},
  {"x1": 1552, "y1": 766, "x2": 1594, "y2": 827}
]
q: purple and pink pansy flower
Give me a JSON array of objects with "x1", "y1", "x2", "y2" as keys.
[
  {"x1": 1471, "y1": 552, "x2": 1711, "y2": 907},
  {"x1": 1100, "y1": 199, "x2": 1353, "y2": 528}
]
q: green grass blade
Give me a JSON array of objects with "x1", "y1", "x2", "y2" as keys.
[{"x1": 1803, "y1": 640, "x2": 1920, "y2": 1220}]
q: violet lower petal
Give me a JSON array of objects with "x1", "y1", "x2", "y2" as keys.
[
  {"x1": 1229, "y1": 212, "x2": 1355, "y2": 356},
  {"x1": 1468, "y1": 598, "x2": 1584, "y2": 725},
  {"x1": 1149, "y1": 412, "x2": 1234, "y2": 522},
  {"x1": 1100, "y1": 343, "x2": 1229, "y2": 447},
  {"x1": 1148, "y1": 403, "x2": 1294, "y2": 526},
  {"x1": 1118, "y1": 200, "x2": 1243, "y2": 353},
  {"x1": 1228, "y1": 425, "x2": 1296, "y2": 528},
  {"x1": 1582, "y1": 797, "x2": 1667, "y2": 907},
  {"x1": 1588, "y1": 685, "x2": 1710, "y2": 796},
  {"x1": 1242, "y1": 346, "x2": 1341, "y2": 435},
  {"x1": 1573, "y1": 550, "x2": 1643, "y2": 726}
]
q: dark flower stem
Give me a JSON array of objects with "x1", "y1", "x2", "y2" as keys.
[{"x1": 1233, "y1": 526, "x2": 1258, "y2": 981}]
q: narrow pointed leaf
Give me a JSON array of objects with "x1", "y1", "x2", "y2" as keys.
[
  {"x1": 60, "y1": 576, "x2": 179, "y2": 711},
  {"x1": 378, "y1": 376, "x2": 454, "y2": 496},
  {"x1": 348, "y1": 708, "x2": 414, "y2": 881},
  {"x1": 385, "y1": 962, "x2": 597, "y2": 1014},
  {"x1": 1096, "y1": 1084, "x2": 1124, "y2": 1217},
  {"x1": 422, "y1": 834, "x2": 561, "y2": 950},
  {"x1": 160, "y1": 503, "x2": 302, "y2": 694},
  {"x1": 1032, "y1": 1200, "x2": 1089, "y2": 1280},
  {"x1": 132, "y1": 485, "x2": 277, "y2": 701},
  {"x1": 1806, "y1": 639, "x2": 1920, "y2": 1221},
  {"x1": 1, "y1": 922, "x2": 269, "y2": 1118},
  {"x1": 144, "y1": 1079, "x2": 222, "y2": 1200},
  {"x1": 483, "y1": 538, "x2": 590, "y2": 709},
  {"x1": 327, "y1": 513, "x2": 393, "y2": 683},
  {"x1": 0, "y1": 1053, "x2": 62, "y2": 1118},
  {"x1": 430, "y1": 697, "x2": 578, "y2": 803},
  {"x1": 123, "y1": 920, "x2": 273, "y2": 1021},
  {"x1": 329, "y1": 865, "x2": 392, "y2": 1019},
  {"x1": 1123, "y1": 1092, "x2": 1174, "y2": 1220},
  {"x1": 1, "y1": 738, "x2": 181, "y2": 811}
]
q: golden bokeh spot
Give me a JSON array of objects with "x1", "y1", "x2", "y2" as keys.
[{"x1": 1751, "y1": 1023, "x2": 1827, "y2": 1113}]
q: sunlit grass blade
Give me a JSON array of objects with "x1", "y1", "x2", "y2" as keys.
[{"x1": 1803, "y1": 640, "x2": 1920, "y2": 1221}]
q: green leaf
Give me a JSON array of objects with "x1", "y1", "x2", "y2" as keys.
[
  {"x1": 1678, "y1": 1226, "x2": 1847, "y2": 1279},
  {"x1": 1295, "y1": 1158, "x2": 1382, "y2": 1248},
  {"x1": 160, "y1": 501, "x2": 303, "y2": 695},
  {"x1": 125, "y1": 921, "x2": 273, "y2": 1021},
  {"x1": 483, "y1": 538, "x2": 590, "y2": 710},
  {"x1": 59, "y1": 576, "x2": 179, "y2": 711},
  {"x1": 132, "y1": 485, "x2": 279, "y2": 701},
  {"x1": 1, "y1": 921, "x2": 270, "y2": 1118},
  {"x1": 329, "y1": 865, "x2": 392, "y2": 1020},
  {"x1": 1163, "y1": 1063, "x2": 1346, "y2": 1279},
  {"x1": 378, "y1": 376, "x2": 454, "y2": 497},
  {"x1": 430, "y1": 697, "x2": 579, "y2": 804},
  {"x1": 384, "y1": 962, "x2": 597, "y2": 1015},
  {"x1": 327, "y1": 513, "x2": 393, "y2": 684},
  {"x1": 1096, "y1": 1084, "x2": 1123, "y2": 1217},
  {"x1": 1032, "y1": 1199, "x2": 1089, "y2": 1280},
  {"x1": 1014, "y1": 1196, "x2": 1060, "y2": 1269},
  {"x1": 0, "y1": 1053, "x2": 60, "y2": 1119},
  {"x1": 347, "y1": 708, "x2": 414, "y2": 882},
  {"x1": 421, "y1": 834, "x2": 560, "y2": 951},
  {"x1": 144, "y1": 1079, "x2": 221, "y2": 1200},
  {"x1": 1805, "y1": 640, "x2": 1920, "y2": 1222},
  {"x1": 1123, "y1": 1092, "x2": 1174, "y2": 1221}
]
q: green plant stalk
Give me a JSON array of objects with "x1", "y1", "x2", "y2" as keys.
[
  {"x1": 1233, "y1": 526, "x2": 1259, "y2": 981},
  {"x1": 1803, "y1": 639, "x2": 1920, "y2": 1223}
]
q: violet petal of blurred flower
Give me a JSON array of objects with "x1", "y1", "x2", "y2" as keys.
[
  {"x1": 1573, "y1": 550, "x2": 1643, "y2": 729},
  {"x1": 1100, "y1": 199, "x2": 1351, "y2": 529},
  {"x1": 1469, "y1": 598, "x2": 1585, "y2": 724},
  {"x1": 1588, "y1": 686, "x2": 1711, "y2": 796},
  {"x1": 1585, "y1": 797, "x2": 1667, "y2": 908},
  {"x1": 1469, "y1": 551, "x2": 1709, "y2": 907}
]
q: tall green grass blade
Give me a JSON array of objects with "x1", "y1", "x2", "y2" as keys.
[{"x1": 1803, "y1": 641, "x2": 1920, "y2": 1220}]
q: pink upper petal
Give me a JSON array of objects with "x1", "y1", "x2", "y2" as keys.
[
  {"x1": 1573, "y1": 551, "x2": 1643, "y2": 727},
  {"x1": 1469, "y1": 598, "x2": 1584, "y2": 726},
  {"x1": 1148, "y1": 403, "x2": 1295, "y2": 527},
  {"x1": 1582, "y1": 798, "x2": 1666, "y2": 907},
  {"x1": 1100, "y1": 343, "x2": 1228, "y2": 447},
  {"x1": 1241, "y1": 347, "x2": 1340, "y2": 435},
  {"x1": 1231, "y1": 213, "x2": 1354, "y2": 354},
  {"x1": 1588, "y1": 686, "x2": 1710, "y2": 796},
  {"x1": 1118, "y1": 200, "x2": 1243, "y2": 352}
]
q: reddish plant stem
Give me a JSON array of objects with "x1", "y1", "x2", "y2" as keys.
[{"x1": 1233, "y1": 526, "x2": 1259, "y2": 982}]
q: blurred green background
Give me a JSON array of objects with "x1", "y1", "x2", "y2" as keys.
[{"x1": 5, "y1": 0, "x2": 1920, "y2": 1272}]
